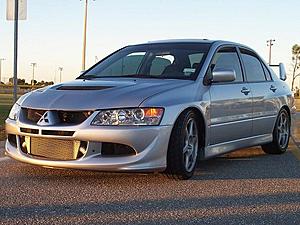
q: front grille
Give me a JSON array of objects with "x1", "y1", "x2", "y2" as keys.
[
  {"x1": 57, "y1": 111, "x2": 92, "y2": 124},
  {"x1": 30, "y1": 137, "x2": 76, "y2": 160},
  {"x1": 22, "y1": 108, "x2": 92, "y2": 125},
  {"x1": 25, "y1": 108, "x2": 46, "y2": 123}
]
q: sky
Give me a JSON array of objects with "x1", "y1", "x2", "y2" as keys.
[{"x1": 0, "y1": 0, "x2": 300, "y2": 86}]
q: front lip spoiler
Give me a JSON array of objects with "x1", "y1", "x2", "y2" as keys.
[
  {"x1": 5, "y1": 140, "x2": 166, "y2": 172},
  {"x1": 5, "y1": 119, "x2": 173, "y2": 172}
]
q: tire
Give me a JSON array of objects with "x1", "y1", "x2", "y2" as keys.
[
  {"x1": 261, "y1": 108, "x2": 290, "y2": 154},
  {"x1": 165, "y1": 110, "x2": 200, "y2": 180}
]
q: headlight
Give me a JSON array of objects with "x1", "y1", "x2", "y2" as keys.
[
  {"x1": 91, "y1": 108, "x2": 164, "y2": 126},
  {"x1": 8, "y1": 103, "x2": 21, "y2": 120}
]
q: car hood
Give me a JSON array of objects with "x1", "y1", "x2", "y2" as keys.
[{"x1": 20, "y1": 78, "x2": 192, "y2": 110}]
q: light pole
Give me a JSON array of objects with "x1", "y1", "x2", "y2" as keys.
[
  {"x1": 267, "y1": 39, "x2": 275, "y2": 65},
  {"x1": 58, "y1": 67, "x2": 63, "y2": 83},
  {"x1": 31, "y1": 63, "x2": 37, "y2": 86},
  {"x1": 81, "y1": 0, "x2": 95, "y2": 71},
  {"x1": 54, "y1": 69, "x2": 57, "y2": 84},
  {"x1": 13, "y1": 0, "x2": 19, "y2": 102},
  {"x1": 0, "y1": 58, "x2": 5, "y2": 84}
]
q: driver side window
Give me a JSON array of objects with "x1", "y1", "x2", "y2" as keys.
[{"x1": 212, "y1": 47, "x2": 244, "y2": 82}]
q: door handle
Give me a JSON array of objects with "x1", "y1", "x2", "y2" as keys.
[
  {"x1": 241, "y1": 87, "x2": 250, "y2": 95},
  {"x1": 270, "y1": 85, "x2": 277, "y2": 92}
]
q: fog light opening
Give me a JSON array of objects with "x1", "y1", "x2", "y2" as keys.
[
  {"x1": 101, "y1": 143, "x2": 136, "y2": 157},
  {"x1": 76, "y1": 141, "x2": 88, "y2": 158},
  {"x1": 8, "y1": 134, "x2": 17, "y2": 148}
]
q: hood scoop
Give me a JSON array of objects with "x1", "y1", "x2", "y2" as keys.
[{"x1": 56, "y1": 85, "x2": 114, "y2": 91}]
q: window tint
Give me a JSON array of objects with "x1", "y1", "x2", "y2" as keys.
[
  {"x1": 240, "y1": 50, "x2": 266, "y2": 82},
  {"x1": 98, "y1": 52, "x2": 145, "y2": 76},
  {"x1": 150, "y1": 54, "x2": 174, "y2": 76},
  {"x1": 83, "y1": 43, "x2": 211, "y2": 80},
  {"x1": 189, "y1": 53, "x2": 205, "y2": 68},
  {"x1": 212, "y1": 47, "x2": 243, "y2": 82}
]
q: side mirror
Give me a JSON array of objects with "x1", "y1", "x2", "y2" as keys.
[
  {"x1": 212, "y1": 69, "x2": 236, "y2": 83},
  {"x1": 279, "y1": 63, "x2": 287, "y2": 81}
]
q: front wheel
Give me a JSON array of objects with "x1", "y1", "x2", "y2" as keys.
[
  {"x1": 261, "y1": 108, "x2": 290, "y2": 154},
  {"x1": 165, "y1": 110, "x2": 200, "y2": 180}
]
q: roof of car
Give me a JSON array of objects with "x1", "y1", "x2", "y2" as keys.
[
  {"x1": 134, "y1": 39, "x2": 253, "y2": 50},
  {"x1": 147, "y1": 39, "x2": 216, "y2": 44},
  {"x1": 135, "y1": 39, "x2": 243, "y2": 46}
]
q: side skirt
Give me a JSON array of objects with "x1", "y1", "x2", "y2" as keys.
[{"x1": 204, "y1": 134, "x2": 272, "y2": 159}]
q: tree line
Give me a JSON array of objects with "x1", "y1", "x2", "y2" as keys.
[{"x1": 4, "y1": 78, "x2": 54, "y2": 86}]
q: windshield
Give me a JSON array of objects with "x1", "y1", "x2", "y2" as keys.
[{"x1": 79, "y1": 43, "x2": 211, "y2": 80}]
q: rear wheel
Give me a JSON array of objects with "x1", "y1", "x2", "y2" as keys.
[
  {"x1": 261, "y1": 108, "x2": 290, "y2": 154},
  {"x1": 165, "y1": 110, "x2": 200, "y2": 180}
]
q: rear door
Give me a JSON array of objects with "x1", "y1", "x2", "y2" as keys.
[
  {"x1": 209, "y1": 46, "x2": 253, "y2": 145},
  {"x1": 239, "y1": 48, "x2": 278, "y2": 136}
]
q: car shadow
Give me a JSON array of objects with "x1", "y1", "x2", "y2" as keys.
[
  {"x1": 192, "y1": 145, "x2": 300, "y2": 180},
  {"x1": 3, "y1": 144, "x2": 299, "y2": 184}
]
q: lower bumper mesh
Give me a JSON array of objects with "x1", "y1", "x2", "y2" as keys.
[{"x1": 30, "y1": 137, "x2": 76, "y2": 160}]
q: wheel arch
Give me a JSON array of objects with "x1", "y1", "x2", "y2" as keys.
[
  {"x1": 261, "y1": 104, "x2": 291, "y2": 154},
  {"x1": 172, "y1": 107, "x2": 207, "y2": 156},
  {"x1": 281, "y1": 105, "x2": 291, "y2": 122},
  {"x1": 271, "y1": 105, "x2": 291, "y2": 133}
]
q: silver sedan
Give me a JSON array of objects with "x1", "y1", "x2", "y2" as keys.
[{"x1": 5, "y1": 39, "x2": 296, "y2": 179}]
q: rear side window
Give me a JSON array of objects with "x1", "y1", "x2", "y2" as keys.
[
  {"x1": 240, "y1": 49, "x2": 266, "y2": 82},
  {"x1": 212, "y1": 47, "x2": 243, "y2": 82},
  {"x1": 262, "y1": 63, "x2": 272, "y2": 81}
]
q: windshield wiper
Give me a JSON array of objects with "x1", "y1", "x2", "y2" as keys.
[
  {"x1": 121, "y1": 74, "x2": 163, "y2": 79},
  {"x1": 77, "y1": 74, "x2": 164, "y2": 80}
]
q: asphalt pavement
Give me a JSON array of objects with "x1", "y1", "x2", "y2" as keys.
[{"x1": 0, "y1": 114, "x2": 299, "y2": 225}]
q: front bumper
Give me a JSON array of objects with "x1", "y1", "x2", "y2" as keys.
[{"x1": 5, "y1": 119, "x2": 172, "y2": 172}]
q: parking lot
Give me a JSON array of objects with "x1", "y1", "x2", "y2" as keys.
[{"x1": 0, "y1": 112, "x2": 299, "y2": 225}]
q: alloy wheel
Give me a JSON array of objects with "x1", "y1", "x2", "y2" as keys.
[
  {"x1": 277, "y1": 112, "x2": 290, "y2": 148},
  {"x1": 183, "y1": 118, "x2": 199, "y2": 172}
]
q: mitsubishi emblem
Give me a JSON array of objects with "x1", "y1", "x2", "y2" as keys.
[{"x1": 37, "y1": 111, "x2": 58, "y2": 126}]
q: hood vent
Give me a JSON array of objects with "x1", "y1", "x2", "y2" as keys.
[{"x1": 56, "y1": 85, "x2": 113, "y2": 91}]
